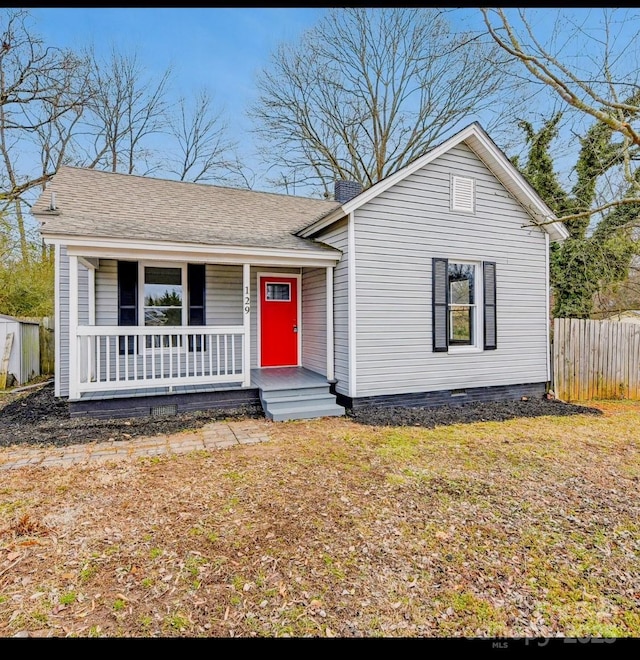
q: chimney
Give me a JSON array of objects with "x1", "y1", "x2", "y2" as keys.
[{"x1": 334, "y1": 180, "x2": 363, "y2": 204}]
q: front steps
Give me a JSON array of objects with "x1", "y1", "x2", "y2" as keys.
[{"x1": 259, "y1": 382, "x2": 345, "y2": 422}]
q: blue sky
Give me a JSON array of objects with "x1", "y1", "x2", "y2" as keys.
[
  {"x1": 28, "y1": 8, "x2": 328, "y2": 138},
  {"x1": 20, "y1": 7, "x2": 640, "y2": 195}
]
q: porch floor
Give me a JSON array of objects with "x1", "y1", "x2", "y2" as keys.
[
  {"x1": 250, "y1": 366, "x2": 330, "y2": 391},
  {"x1": 76, "y1": 367, "x2": 328, "y2": 401}
]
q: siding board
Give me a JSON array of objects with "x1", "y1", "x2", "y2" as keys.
[
  {"x1": 301, "y1": 267, "x2": 327, "y2": 375},
  {"x1": 315, "y1": 218, "x2": 349, "y2": 394},
  {"x1": 353, "y1": 142, "x2": 549, "y2": 397}
]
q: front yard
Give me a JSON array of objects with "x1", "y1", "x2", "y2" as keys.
[{"x1": 0, "y1": 399, "x2": 638, "y2": 638}]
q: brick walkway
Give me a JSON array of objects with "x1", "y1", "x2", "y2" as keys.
[{"x1": 0, "y1": 419, "x2": 271, "y2": 471}]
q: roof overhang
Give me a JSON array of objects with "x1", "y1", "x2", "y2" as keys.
[
  {"x1": 42, "y1": 234, "x2": 342, "y2": 268},
  {"x1": 298, "y1": 122, "x2": 570, "y2": 243}
]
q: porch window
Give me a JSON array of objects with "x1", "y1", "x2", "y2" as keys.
[
  {"x1": 143, "y1": 266, "x2": 183, "y2": 348},
  {"x1": 144, "y1": 267, "x2": 183, "y2": 326},
  {"x1": 117, "y1": 261, "x2": 207, "y2": 352}
]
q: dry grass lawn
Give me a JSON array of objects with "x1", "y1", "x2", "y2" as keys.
[{"x1": 0, "y1": 400, "x2": 638, "y2": 638}]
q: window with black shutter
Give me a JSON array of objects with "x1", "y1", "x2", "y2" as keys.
[
  {"x1": 117, "y1": 262, "x2": 207, "y2": 354},
  {"x1": 432, "y1": 258, "x2": 497, "y2": 352}
]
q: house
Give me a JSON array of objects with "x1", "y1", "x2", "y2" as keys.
[{"x1": 32, "y1": 122, "x2": 569, "y2": 421}]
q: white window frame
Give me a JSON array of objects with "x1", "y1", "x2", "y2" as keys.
[
  {"x1": 447, "y1": 259, "x2": 483, "y2": 353},
  {"x1": 138, "y1": 261, "x2": 188, "y2": 328}
]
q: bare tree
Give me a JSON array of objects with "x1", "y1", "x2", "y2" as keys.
[
  {"x1": 0, "y1": 8, "x2": 90, "y2": 261},
  {"x1": 480, "y1": 9, "x2": 640, "y2": 317},
  {"x1": 165, "y1": 89, "x2": 239, "y2": 184},
  {"x1": 481, "y1": 8, "x2": 640, "y2": 225},
  {"x1": 249, "y1": 7, "x2": 524, "y2": 198},
  {"x1": 77, "y1": 47, "x2": 171, "y2": 175}
]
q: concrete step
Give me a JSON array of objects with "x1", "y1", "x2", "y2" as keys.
[
  {"x1": 266, "y1": 403, "x2": 346, "y2": 422},
  {"x1": 257, "y1": 377, "x2": 345, "y2": 422},
  {"x1": 260, "y1": 385, "x2": 332, "y2": 403},
  {"x1": 263, "y1": 394, "x2": 341, "y2": 414}
]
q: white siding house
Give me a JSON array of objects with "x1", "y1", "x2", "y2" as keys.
[{"x1": 33, "y1": 122, "x2": 568, "y2": 419}]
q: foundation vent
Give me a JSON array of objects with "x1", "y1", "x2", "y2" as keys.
[{"x1": 151, "y1": 403, "x2": 178, "y2": 417}]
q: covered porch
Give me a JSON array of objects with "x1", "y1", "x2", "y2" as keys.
[
  {"x1": 68, "y1": 365, "x2": 344, "y2": 421},
  {"x1": 62, "y1": 239, "x2": 341, "y2": 408}
]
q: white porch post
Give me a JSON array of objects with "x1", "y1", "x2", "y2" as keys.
[
  {"x1": 243, "y1": 263, "x2": 251, "y2": 387},
  {"x1": 88, "y1": 266, "x2": 96, "y2": 381},
  {"x1": 68, "y1": 254, "x2": 79, "y2": 400},
  {"x1": 326, "y1": 266, "x2": 334, "y2": 381}
]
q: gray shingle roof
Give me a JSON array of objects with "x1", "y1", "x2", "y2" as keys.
[{"x1": 32, "y1": 166, "x2": 343, "y2": 253}]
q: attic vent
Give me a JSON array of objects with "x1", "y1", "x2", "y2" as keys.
[
  {"x1": 451, "y1": 176, "x2": 475, "y2": 213},
  {"x1": 335, "y1": 180, "x2": 363, "y2": 204}
]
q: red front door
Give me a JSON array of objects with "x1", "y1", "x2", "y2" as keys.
[{"x1": 260, "y1": 276, "x2": 299, "y2": 367}]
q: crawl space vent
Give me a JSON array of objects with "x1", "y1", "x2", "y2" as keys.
[
  {"x1": 450, "y1": 389, "x2": 467, "y2": 397},
  {"x1": 151, "y1": 404, "x2": 178, "y2": 417}
]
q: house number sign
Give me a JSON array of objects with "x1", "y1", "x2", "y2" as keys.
[{"x1": 245, "y1": 286, "x2": 250, "y2": 313}]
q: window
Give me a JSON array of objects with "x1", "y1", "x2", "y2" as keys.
[
  {"x1": 432, "y1": 258, "x2": 497, "y2": 352},
  {"x1": 116, "y1": 261, "x2": 206, "y2": 353},
  {"x1": 143, "y1": 266, "x2": 183, "y2": 348},
  {"x1": 144, "y1": 266, "x2": 183, "y2": 326},
  {"x1": 448, "y1": 262, "x2": 475, "y2": 345},
  {"x1": 265, "y1": 282, "x2": 291, "y2": 301}
]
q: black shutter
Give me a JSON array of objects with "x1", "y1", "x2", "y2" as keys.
[
  {"x1": 117, "y1": 261, "x2": 138, "y2": 355},
  {"x1": 188, "y1": 264, "x2": 205, "y2": 325},
  {"x1": 188, "y1": 264, "x2": 206, "y2": 351},
  {"x1": 483, "y1": 261, "x2": 497, "y2": 350},
  {"x1": 432, "y1": 257, "x2": 448, "y2": 352}
]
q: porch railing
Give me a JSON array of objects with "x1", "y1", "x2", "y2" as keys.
[{"x1": 73, "y1": 325, "x2": 246, "y2": 396}]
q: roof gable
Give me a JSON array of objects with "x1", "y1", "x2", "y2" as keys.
[{"x1": 298, "y1": 122, "x2": 569, "y2": 242}]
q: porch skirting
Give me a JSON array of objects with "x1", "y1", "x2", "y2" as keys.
[
  {"x1": 335, "y1": 382, "x2": 547, "y2": 410},
  {"x1": 69, "y1": 387, "x2": 261, "y2": 419}
]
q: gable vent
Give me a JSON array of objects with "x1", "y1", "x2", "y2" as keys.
[{"x1": 451, "y1": 176, "x2": 475, "y2": 213}]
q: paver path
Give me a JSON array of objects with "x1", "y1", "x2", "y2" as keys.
[{"x1": 0, "y1": 419, "x2": 271, "y2": 470}]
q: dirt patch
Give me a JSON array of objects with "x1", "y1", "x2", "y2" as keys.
[{"x1": 0, "y1": 381, "x2": 602, "y2": 449}]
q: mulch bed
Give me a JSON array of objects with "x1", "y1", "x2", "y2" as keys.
[
  {"x1": 0, "y1": 381, "x2": 602, "y2": 449},
  {"x1": 0, "y1": 382, "x2": 263, "y2": 448},
  {"x1": 346, "y1": 398, "x2": 602, "y2": 427}
]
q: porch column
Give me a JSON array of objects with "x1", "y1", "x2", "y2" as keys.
[
  {"x1": 326, "y1": 266, "x2": 335, "y2": 381},
  {"x1": 243, "y1": 263, "x2": 251, "y2": 387},
  {"x1": 87, "y1": 265, "x2": 96, "y2": 381},
  {"x1": 68, "y1": 254, "x2": 79, "y2": 400}
]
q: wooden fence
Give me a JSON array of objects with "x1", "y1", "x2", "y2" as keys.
[
  {"x1": 553, "y1": 317, "x2": 640, "y2": 402},
  {"x1": 40, "y1": 316, "x2": 54, "y2": 376}
]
